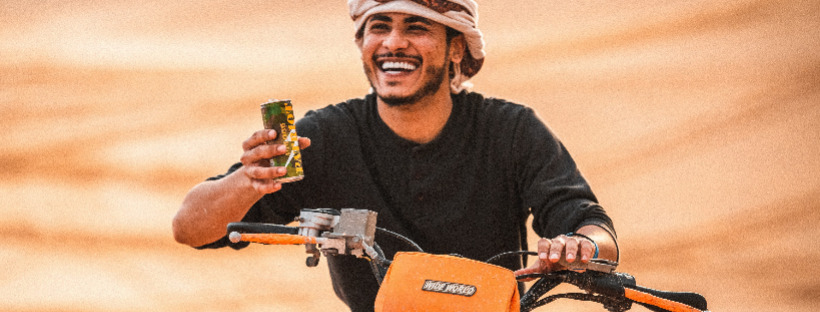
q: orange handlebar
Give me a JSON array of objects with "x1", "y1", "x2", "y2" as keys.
[
  {"x1": 236, "y1": 233, "x2": 318, "y2": 245},
  {"x1": 624, "y1": 288, "x2": 704, "y2": 312}
]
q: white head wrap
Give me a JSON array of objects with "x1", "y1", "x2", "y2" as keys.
[{"x1": 348, "y1": 0, "x2": 486, "y2": 93}]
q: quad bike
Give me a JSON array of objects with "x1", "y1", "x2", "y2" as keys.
[{"x1": 227, "y1": 208, "x2": 709, "y2": 312}]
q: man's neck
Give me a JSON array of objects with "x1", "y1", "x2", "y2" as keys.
[{"x1": 377, "y1": 89, "x2": 453, "y2": 144}]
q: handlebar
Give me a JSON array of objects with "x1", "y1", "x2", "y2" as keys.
[
  {"x1": 225, "y1": 209, "x2": 709, "y2": 312},
  {"x1": 623, "y1": 285, "x2": 707, "y2": 312},
  {"x1": 518, "y1": 270, "x2": 707, "y2": 312},
  {"x1": 229, "y1": 232, "x2": 320, "y2": 245},
  {"x1": 226, "y1": 222, "x2": 298, "y2": 235}
]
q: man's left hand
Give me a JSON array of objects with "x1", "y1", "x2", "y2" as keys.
[{"x1": 513, "y1": 234, "x2": 597, "y2": 280}]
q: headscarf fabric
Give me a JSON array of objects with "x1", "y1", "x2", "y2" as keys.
[{"x1": 348, "y1": 0, "x2": 486, "y2": 93}]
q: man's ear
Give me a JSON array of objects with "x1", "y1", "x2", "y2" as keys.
[
  {"x1": 355, "y1": 37, "x2": 365, "y2": 64},
  {"x1": 449, "y1": 34, "x2": 466, "y2": 64},
  {"x1": 355, "y1": 37, "x2": 364, "y2": 53}
]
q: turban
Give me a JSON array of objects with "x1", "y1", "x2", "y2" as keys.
[{"x1": 348, "y1": 0, "x2": 486, "y2": 93}]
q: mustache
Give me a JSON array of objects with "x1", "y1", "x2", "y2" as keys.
[{"x1": 373, "y1": 52, "x2": 422, "y2": 63}]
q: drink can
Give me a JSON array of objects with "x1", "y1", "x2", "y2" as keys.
[{"x1": 260, "y1": 99, "x2": 304, "y2": 183}]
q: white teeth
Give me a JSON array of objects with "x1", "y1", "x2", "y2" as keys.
[{"x1": 381, "y1": 61, "x2": 417, "y2": 72}]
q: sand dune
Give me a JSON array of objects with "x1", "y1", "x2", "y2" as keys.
[{"x1": 2, "y1": 0, "x2": 819, "y2": 311}]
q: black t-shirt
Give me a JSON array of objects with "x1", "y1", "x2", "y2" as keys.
[{"x1": 200, "y1": 91, "x2": 614, "y2": 311}]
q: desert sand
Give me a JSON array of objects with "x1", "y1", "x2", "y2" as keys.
[{"x1": 2, "y1": 1, "x2": 819, "y2": 311}]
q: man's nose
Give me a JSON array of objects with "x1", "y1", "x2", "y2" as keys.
[{"x1": 382, "y1": 30, "x2": 409, "y2": 51}]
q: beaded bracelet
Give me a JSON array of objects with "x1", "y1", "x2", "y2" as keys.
[{"x1": 567, "y1": 232, "x2": 599, "y2": 259}]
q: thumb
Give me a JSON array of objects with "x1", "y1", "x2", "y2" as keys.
[
  {"x1": 514, "y1": 267, "x2": 539, "y2": 282},
  {"x1": 514, "y1": 260, "x2": 549, "y2": 281}
]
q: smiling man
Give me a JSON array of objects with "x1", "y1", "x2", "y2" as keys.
[
  {"x1": 362, "y1": 13, "x2": 456, "y2": 106},
  {"x1": 173, "y1": 1, "x2": 619, "y2": 311}
]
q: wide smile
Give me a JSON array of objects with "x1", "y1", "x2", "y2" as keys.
[
  {"x1": 380, "y1": 61, "x2": 418, "y2": 74},
  {"x1": 374, "y1": 54, "x2": 422, "y2": 76}
]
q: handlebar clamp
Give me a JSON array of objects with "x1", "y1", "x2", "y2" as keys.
[{"x1": 296, "y1": 208, "x2": 378, "y2": 264}]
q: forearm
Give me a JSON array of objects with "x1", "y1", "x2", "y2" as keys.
[{"x1": 172, "y1": 167, "x2": 263, "y2": 247}]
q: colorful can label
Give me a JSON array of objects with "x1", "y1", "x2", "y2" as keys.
[{"x1": 261, "y1": 99, "x2": 304, "y2": 183}]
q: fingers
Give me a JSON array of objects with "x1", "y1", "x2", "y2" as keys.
[
  {"x1": 250, "y1": 179, "x2": 282, "y2": 194},
  {"x1": 244, "y1": 165, "x2": 287, "y2": 180},
  {"x1": 242, "y1": 165, "x2": 287, "y2": 193},
  {"x1": 298, "y1": 137, "x2": 311, "y2": 149},
  {"x1": 578, "y1": 239, "x2": 596, "y2": 263},
  {"x1": 243, "y1": 130, "x2": 312, "y2": 151},
  {"x1": 519, "y1": 235, "x2": 599, "y2": 276},
  {"x1": 239, "y1": 129, "x2": 310, "y2": 195},
  {"x1": 240, "y1": 130, "x2": 281, "y2": 166},
  {"x1": 548, "y1": 236, "x2": 567, "y2": 263},
  {"x1": 537, "y1": 237, "x2": 551, "y2": 261},
  {"x1": 564, "y1": 236, "x2": 579, "y2": 263},
  {"x1": 240, "y1": 143, "x2": 287, "y2": 166},
  {"x1": 241, "y1": 130, "x2": 311, "y2": 166},
  {"x1": 537, "y1": 236, "x2": 571, "y2": 263},
  {"x1": 518, "y1": 235, "x2": 579, "y2": 278},
  {"x1": 541, "y1": 234, "x2": 595, "y2": 262},
  {"x1": 243, "y1": 129, "x2": 278, "y2": 151}
]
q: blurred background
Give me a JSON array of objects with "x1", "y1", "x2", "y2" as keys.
[{"x1": 2, "y1": 0, "x2": 819, "y2": 311}]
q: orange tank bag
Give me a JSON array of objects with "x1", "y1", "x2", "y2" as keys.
[{"x1": 374, "y1": 252, "x2": 520, "y2": 312}]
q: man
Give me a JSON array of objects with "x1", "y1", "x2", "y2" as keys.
[{"x1": 173, "y1": 0, "x2": 619, "y2": 311}]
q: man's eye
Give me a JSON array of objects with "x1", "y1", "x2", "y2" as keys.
[
  {"x1": 369, "y1": 24, "x2": 389, "y2": 31},
  {"x1": 408, "y1": 25, "x2": 429, "y2": 32}
]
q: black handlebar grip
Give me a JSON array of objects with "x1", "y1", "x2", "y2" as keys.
[
  {"x1": 625, "y1": 284, "x2": 708, "y2": 311},
  {"x1": 226, "y1": 222, "x2": 299, "y2": 235},
  {"x1": 563, "y1": 271, "x2": 636, "y2": 298}
]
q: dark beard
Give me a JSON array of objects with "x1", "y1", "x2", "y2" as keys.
[
  {"x1": 366, "y1": 45, "x2": 451, "y2": 107},
  {"x1": 377, "y1": 64, "x2": 447, "y2": 107}
]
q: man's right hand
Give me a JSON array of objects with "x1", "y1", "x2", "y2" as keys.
[
  {"x1": 239, "y1": 129, "x2": 311, "y2": 194},
  {"x1": 173, "y1": 129, "x2": 310, "y2": 247}
]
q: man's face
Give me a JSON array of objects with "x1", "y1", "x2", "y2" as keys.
[{"x1": 360, "y1": 12, "x2": 454, "y2": 106}]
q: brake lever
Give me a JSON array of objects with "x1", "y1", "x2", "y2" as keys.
[
  {"x1": 588, "y1": 259, "x2": 618, "y2": 273},
  {"x1": 558, "y1": 257, "x2": 618, "y2": 273}
]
